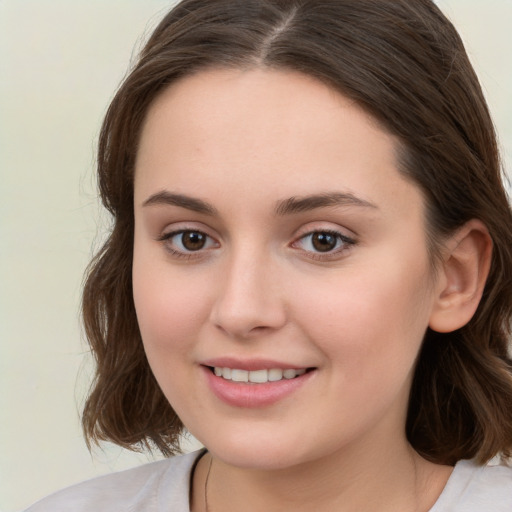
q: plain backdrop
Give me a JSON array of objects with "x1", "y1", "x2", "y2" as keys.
[{"x1": 1, "y1": 1, "x2": 511, "y2": 511}]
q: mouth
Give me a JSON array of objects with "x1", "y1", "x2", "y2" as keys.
[
  {"x1": 202, "y1": 363, "x2": 316, "y2": 407},
  {"x1": 208, "y1": 366, "x2": 312, "y2": 383}
]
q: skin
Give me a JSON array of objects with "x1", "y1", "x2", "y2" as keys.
[{"x1": 132, "y1": 68, "x2": 456, "y2": 511}]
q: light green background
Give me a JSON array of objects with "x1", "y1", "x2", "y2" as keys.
[{"x1": 1, "y1": 1, "x2": 511, "y2": 511}]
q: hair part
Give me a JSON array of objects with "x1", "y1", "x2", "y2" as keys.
[{"x1": 82, "y1": 0, "x2": 512, "y2": 464}]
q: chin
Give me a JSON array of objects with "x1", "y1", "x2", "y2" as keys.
[
  {"x1": 195, "y1": 429, "x2": 322, "y2": 471},
  {"x1": 211, "y1": 447, "x2": 301, "y2": 471}
]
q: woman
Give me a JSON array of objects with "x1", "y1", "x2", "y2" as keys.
[{"x1": 27, "y1": 0, "x2": 512, "y2": 510}]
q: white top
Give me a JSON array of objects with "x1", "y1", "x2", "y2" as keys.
[{"x1": 25, "y1": 450, "x2": 512, "y2": 511}]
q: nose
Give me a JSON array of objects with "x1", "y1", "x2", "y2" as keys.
[{"x1": 209, "y1": 250, "x2": 287, "y2": 339}]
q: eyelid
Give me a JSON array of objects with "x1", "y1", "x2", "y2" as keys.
[
  {"x1": 157, "y1": 225, "x2": 220, "y2": 259},
  {"x1": 155, "y1": 222, "x2": 356, "y2": 261},
  {"x1": 291, "y1": 226, "x2": 357, "y2": 260},
  {"x1": 157, "y1": 220, "x2": 218, "y2": 242}
]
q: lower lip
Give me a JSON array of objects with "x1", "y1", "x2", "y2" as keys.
[{"x1": 202, "y1": 366, "x2": 315, "y2": 408}]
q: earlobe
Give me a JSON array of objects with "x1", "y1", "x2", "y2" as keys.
[{"x1": 429, "y1": 219, "x2": 492, "y2": 333}]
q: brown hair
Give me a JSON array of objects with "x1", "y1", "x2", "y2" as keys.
[{"x1": 82, "y1": 0, "x2": 512, "y2": 464}]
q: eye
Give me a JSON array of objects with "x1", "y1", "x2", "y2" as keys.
[
  {"x1": 159, "y1": 229, "x2": 218, "y2": 256},
  {"x1": 293, "y1": 230, "x2": 356, "y2": 255}
]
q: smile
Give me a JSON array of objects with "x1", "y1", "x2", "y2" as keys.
[
  {"x1": 212, "y1": 367, "x2": 307, "y2": 383},
  {"x1": 204, "y1": 364, "x2": 315, "y2": 407}
]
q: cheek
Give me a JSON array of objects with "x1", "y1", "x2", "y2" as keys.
[
  {"x1": 290, "y1": 254, "x2": 434, "y2": 377},
  {"x1": 132, "y1": 253, "x2": 210, "y2": 360}
]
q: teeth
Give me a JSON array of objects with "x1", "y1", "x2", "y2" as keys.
[
  {"x1": 231, "y1": 369, "x2": 249, "y2": 382},
  {"x1": 249, "y1": 369, "x2": 268, "y2": 383},
  {"x1": 213, "y1": 367, "x2": 307, "y2": 383},
  {"x1": 268, "y1": 368, "x2": 283, "y2": 381}
]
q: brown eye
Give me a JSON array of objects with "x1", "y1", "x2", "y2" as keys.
[
  {"x1": 181, "y1": 231, "x2": 207, "y2": 251},
  {"x1": 311, "y1": 232, "x2": 338, "y2": 252},
  {"x1": 293, "y1": 229, "x2": 356, "y2": 257},
  {"x1": 159, "y1": 229, "x2": 217, "y2": 256}
]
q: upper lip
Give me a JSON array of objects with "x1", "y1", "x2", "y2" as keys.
[{"x1": 201, "y1": 357, "x2": 312, "y2": 371}]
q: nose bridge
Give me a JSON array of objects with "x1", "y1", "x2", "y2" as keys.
[{"x1": 210, "y1": 240, "x2": 286, "y2": 338}]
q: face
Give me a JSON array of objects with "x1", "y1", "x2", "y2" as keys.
[{"x1": 133, "y1": 68, "x2": 440, "y2": 470}]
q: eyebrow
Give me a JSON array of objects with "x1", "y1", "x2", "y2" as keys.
[
  {"x1": 142, "y1": 190, "x2": 377, "y2": 216},
  {"x1": 142, "y1": 191, "x2": 218, "y2": 215},
  {"x1": 274, "y1": 192, "x2": 377, "y2": 215}
]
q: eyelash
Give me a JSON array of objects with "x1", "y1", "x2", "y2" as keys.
[
  {"x1": 157, "y1": 228, "x2": 357, "y2": 261},
  {"x1": 292, "y1": 229, "x2": 356, "y2": 260},
  {"x1": 157, "y1": 229, "x2": 218, "y2": 260}
]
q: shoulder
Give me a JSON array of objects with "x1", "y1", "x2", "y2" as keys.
[
  {"x1": 24, "y1": 450, "x2": 204, "y2": 512},
  {"x1": 432, "y1": 459, "x2": 512, "y2": 511}
]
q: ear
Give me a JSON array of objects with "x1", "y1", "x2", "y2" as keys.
[{"x1": 429, "y1": 219, "x2": 492, "y2": 333}]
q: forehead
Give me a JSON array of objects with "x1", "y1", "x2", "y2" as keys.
[
  {"x1": 137, "y1": 67, "x2": 387, "y2": 160},
  {"x1": 134, "y1": 68, "x2": 423, "y2": 220}
]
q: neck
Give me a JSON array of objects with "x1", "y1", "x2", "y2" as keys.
[{"x1": 193, "y1": 436, "x2": 452, "y2": 512}]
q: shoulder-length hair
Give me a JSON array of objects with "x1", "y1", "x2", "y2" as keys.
[{"x1": 82, "y1": 0, "x2": 512, "y2": 464}]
